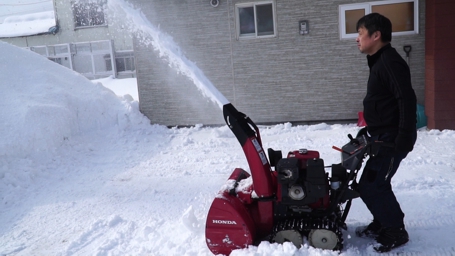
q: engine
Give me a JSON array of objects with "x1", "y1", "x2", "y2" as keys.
[{"x1": 271, "y1": 149, "x2": 330, "y2": 217}]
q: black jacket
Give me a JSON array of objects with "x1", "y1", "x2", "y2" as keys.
[{"x1": 363, "y1": 44, "x2": 417, "y2": 136}]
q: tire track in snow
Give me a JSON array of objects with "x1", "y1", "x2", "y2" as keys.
[
  {"x1": 62, "y1": 215, "x2": 137, "y2": 256},
  {"x1": 349, "y1": 217, "x2": 455, "y2": 255},
  {"x1": 389, "y1": 217, "x2": 455, "y2": 256},
  {"x1": 406, "y1": 216, "x2": 455, "y2": 229},
  {"x1": 382, "y1": 246, "x2": 455, "y2": 256}
]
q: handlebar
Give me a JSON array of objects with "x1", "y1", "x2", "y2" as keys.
[{"x1": 333, "y1": 134, "x2": 395, "y2": 171}]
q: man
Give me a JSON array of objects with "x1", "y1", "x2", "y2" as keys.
[{"x1": 354, "y1": 13, "x2": 417, "y2": 253}]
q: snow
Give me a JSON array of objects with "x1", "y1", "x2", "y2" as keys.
[
  {"x1": 1, "y1": 6, "x2": 455, "y2": 256},
  {"x1": 0, "y1": 0, "x2": 56, "y2": 38},
  {"x1": 108, "y1": 0, "x2": 229, "y2": 109},
  {"x1": 92, "y1": 76, "x2": 139, "y2": 102},
  {"x1": 0, "y1": 11, "x2": 56, "y2": 37}
]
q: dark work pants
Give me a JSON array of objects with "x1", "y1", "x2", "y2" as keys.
[{"x1": 357, "y1": 132, "x2": 411, "y2": 228}]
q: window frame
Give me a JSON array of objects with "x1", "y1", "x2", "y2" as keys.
[
  {"x1": 28, "y1": 40, "x2": 118, "y2": 79},
  {"x1": 71, "y1": 40, "x2": 116, "y2": 78},
  {"x1": 339, "y1": 0, "x2": 419, "y2": 40},
  {"x1": 235, "y1": 1, "x2": 277, "y2": 40},
  {"x1": 71, "y1": 0, "x2": 108, "y2": 29},
  {"x1": 113, "y1": 50, "x2": 136, "y2": 74},
  {"x1": 30, "y1": 44, "x2": 73, "y2": 70}
]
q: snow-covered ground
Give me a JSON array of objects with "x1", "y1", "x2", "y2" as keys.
[{"x1": 1, "y1": 39, "x2": 455, "y2": 256}]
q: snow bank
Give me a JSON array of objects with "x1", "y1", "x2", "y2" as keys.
[
  {"x1": 92, "y1": 76, "x2": 139, "y2": 101},
  {"x1": 0, "y1": 42, "x2": 149, "y2": 157}
]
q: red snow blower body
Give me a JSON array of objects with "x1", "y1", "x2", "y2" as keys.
[{"x1": 205, "y1": 103, "x2": 383, "y2": 255}]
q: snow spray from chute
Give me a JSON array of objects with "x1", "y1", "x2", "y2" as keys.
[{"x1": 107, "y1": 0, "x2": 229, "y2": 110}]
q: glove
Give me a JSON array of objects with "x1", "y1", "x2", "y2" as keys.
[
  {"x1": 394, "y1": 131, "x2": 416, "y2": 152},
  {"x1": 356, "y1": 126, "x2": 369, "y2": 138}
]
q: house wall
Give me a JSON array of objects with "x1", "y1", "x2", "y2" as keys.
[
  {"x1": 134, "y1": 0, "x2": 426, "y2": 126},
  {"x1": 425, "y1": 0, "x2": 455, "y2": 130},
  {"x1": 1, "y1": 1, "x2": 133, "y2": 52}
]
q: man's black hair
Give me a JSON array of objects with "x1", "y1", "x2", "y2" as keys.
[{"x1": 356, "y1": 13, "x2": 392, "y2": 43}]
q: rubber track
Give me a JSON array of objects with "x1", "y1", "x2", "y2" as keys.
[{"x1": 271, "y1": 217, "x2": 344, "y2": 250}]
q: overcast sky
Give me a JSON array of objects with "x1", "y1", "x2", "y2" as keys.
[{"x1": 0, "y1": 0, "x2": 53, "y2": 22}]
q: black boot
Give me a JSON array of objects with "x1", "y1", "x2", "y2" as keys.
[
  {"x1": 373, "y1": 226, "x2": 409, "y2": 253},
  {"x1": 355, "y1": 219, "x2": 382, "y2": 238}
]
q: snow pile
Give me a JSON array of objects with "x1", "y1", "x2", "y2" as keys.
[
  {"x1": 0, "y1": 11, "x2": 56, "y2": 37},
  {"x1": 92, "y1": 76, "x2": 139, "y2": 101},
  {"x1": 0, "y1": 41, "x2": 149, "y2": 157}
]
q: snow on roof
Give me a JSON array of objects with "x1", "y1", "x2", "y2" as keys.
[{"x1": 0, "y1": 10, "x2": 56, "y2": 37}]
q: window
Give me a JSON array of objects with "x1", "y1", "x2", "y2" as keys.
[
  {"x1": 115, "y1": 51, "x2": 136, "y2": 73},
  {"x1": 30, "y1": 44, "x2": 73, "y2": 70},
  {"x1": 72, "y1": 0, "x2": 107, "y2": 28},
  {"x1": 29, "y1": 40, "x2": 115, "y2": 78},
  {"x1": 27, "y1": 41, "x2": 134, "y2": 79},
  {"x1": 236, "y1": 1, "x2": 276, "y2": 39},
  {"x1": 339, "y1": 0, "x2": 418, "y2": 39},
  {"x1": 71, "y1": 40, "x2": 115, "y2": 78},
  {"x1": 105, "y1": 51, "x2": 136, "y2": 74}
]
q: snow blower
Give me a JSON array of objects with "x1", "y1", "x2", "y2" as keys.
[{"x1": 205, "y1": 103, "x2": 389, "y2": 255}]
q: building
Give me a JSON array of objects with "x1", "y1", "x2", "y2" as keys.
[
  {"x1": 132, "y1": 0, "x2": 454, "y2": 130},
  {"x1": 2, "y1": 0, "x2": 453, "y2": 129},
  {"x1": 424, "y1": 0, "x2": 455, "y2": 130},
  {"x1": 0, "y1": 0, "x2": 135, "y2": 79}
]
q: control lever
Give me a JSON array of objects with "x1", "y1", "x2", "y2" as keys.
[{"x1": 348, "y1": 134, "x2": 359, "y2": 144}]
